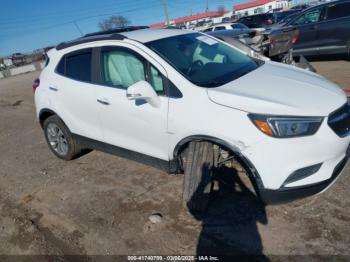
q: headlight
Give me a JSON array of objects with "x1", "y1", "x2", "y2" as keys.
[{"x1": 248, "y1": 114, "x2": 323, "y2": 138}]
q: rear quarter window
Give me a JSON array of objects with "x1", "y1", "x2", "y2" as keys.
[{"x1": 56, "y1": 57, "x2": 65, "y2": 75}]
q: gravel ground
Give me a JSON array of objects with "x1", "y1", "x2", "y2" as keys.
[{"x1": 0, "y1": 58, "x2": 349, "y2": 260}]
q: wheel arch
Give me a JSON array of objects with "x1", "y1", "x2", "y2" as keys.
[
  {"x1": 39, "y1": 108, "x2": 62, "y2": 128},
  {"x1": 173, "y1": 135, "x2": 265, "y2": 195}
]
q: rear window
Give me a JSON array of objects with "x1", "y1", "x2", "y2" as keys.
[
  {"x1": 55, "y1": 49, "x2": 92, "y2": 82},
  {"x1": 326, "y1": 2, "x2": 350, "y2": 20},
  {"x1": 214, "y1": 26, "x2": 226, "y2": 31}
]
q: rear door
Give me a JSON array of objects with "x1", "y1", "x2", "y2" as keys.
[
  {"x1": 317, "y1": 1, "x2": 350, "y2": 54},
  {"x1": 52, "y1": 48, "x2": 102, "y2": 141},
  {"x1": 289, "y1": 6, "x2": 327, "y2": 54}
]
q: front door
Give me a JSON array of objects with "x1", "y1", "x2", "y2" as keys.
[{"x1": 93, "y1": 45, "x2": 169, "y2": 160}]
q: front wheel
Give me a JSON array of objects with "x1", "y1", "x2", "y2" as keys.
[
  {"x1": 43, "y1": 115, "x2": 84, "y2": 160},
  {"x1": 182, "y1": 141, "x2": 214, "y2": 212}
]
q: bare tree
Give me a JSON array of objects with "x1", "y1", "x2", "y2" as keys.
[
  {"x1": 98, "y1": 15, "x2": 131, "y2": 31},
  {"x1": 217, "y1": 5, "x2": 225, "y2": 15}
]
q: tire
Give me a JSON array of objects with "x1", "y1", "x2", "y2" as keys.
[
  {"x1": 183, "y1": 141, "x2": 214, "y2": 212},
  {"x1": 43, "y1": 115, "x2": 84, "y2": 160}
]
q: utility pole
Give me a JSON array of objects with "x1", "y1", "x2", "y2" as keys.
[
  {"x1": 206, "y1": 0, "x2": 209, "y2": 12},
  {"x1": 161, "y1": 0, "x2": 170, "y2": 25}
]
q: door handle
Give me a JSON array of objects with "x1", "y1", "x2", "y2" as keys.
[
  {"x1": 49, "y1": 86, "x2": 58, "y2": 91},
  {"x1": 97, "y1": 98, "x2": 110, "y2": 105}
]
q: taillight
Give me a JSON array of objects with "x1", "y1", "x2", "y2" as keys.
[
  {"x1": 345, "y1": 89, "x2": 350, "y2": 97},
  {"x1": 32, "y1": 78, "x2": 40, "y2": 93}
]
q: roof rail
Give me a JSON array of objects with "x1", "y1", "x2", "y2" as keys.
[
  {"x1": 84, "y1": 26, "x2": 149, "y2": 37},
  {"x1": 56, "y1": 33, "x2": 127, "y2": 51}
]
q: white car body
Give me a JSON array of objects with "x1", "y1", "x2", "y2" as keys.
[
  {"x1": 202, "y1": 23, "x2": 249, "y2": 32},
  {"x1": 35, "y1": 29, "x2": 349, "y2": 204}
]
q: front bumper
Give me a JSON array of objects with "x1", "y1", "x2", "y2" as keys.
[
  {"x1": 259, "y1": 157, "x2": 348, "y2": 204},
  {"x1": 242, "y1": 117, "x2": 350, "y2": 204}
]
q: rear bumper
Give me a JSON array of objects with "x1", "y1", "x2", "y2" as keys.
[{"x1": 259, "y1": 157, "x2": 348, "y2": 204}]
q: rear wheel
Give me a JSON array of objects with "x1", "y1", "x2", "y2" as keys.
[
  {"x1": 182, "y1": 141, "x2": 214, "y2": 212},
  {"x1": 43, "y1": 115, "x2": 84, "y2": 160}
]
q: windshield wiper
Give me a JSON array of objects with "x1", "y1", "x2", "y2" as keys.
[{"x1": 197, "y1": 80, "x2": 225, "y2": 87}]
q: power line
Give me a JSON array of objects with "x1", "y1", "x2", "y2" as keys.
[
  {"x1": 0, "y1": 0, "x2": 147, "y2": 24},
  {"x1": 0, "y1": 2, "x2": 162, "y2": 38},
  {"x1": 0, "y1": 0, "x2": 159, "y2": 28}
]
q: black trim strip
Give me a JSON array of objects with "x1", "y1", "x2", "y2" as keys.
[
  {"x1": 56, "y1": 34, "x2": 127, "y2": 51},
  {"x1": 260, "y1": 157, "x2": 348, "y2": 205},
  {"x1": 73, "y1": 134, "x2": 174, "y2": 173}
]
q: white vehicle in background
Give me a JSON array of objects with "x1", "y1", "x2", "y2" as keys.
[
  {"x1": 202, "y1": 22, "x2": 249, "y2": 32},
  {"x1": 3, "y1": 58, "x2": 13, "y2": 68},
  {"x1": 34, "y1": 28, "x2": 350, "y2": 211}
]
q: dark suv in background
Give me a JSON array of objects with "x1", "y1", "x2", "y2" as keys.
[
  {"x1": 286, "y1": 0, "x2": 350, "y2": 56},
  {"x1": 237, "y1": 10, "x2": 299, "y2": 28}
]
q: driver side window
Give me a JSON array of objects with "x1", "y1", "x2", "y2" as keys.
[
  {"x1": 100, "y1": 48, "x2": 165, "y2": 94},
  {"x1": 101, "y1": 50, "x2": 146, "y2": 89},
  {"x1": 293, "y1": 8, "x2": 324, "y2": 25}
]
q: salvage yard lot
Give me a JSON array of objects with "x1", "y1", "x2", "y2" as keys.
[{"x1": 0, "y1": 58, "x2": 349, "y2": 258}]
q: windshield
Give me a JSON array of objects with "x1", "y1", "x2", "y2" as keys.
[{"x1": 146, "y1": 33, "x2": 260, "y2": 87}]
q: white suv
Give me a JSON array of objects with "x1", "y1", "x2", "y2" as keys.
[{"x1": 34, "y1": 28, "x2": 349, "y2": 211}]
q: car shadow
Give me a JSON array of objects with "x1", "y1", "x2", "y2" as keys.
[{"x1": 188, "y1": 165, "x2": 269, "y2": 260}]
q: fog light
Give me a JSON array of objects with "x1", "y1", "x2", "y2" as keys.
[{"x1": 283, "y1": 163, "x2": 322, "y2": 186}]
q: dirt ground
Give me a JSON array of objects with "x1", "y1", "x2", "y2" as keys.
[{"x1": 0, "y1": 58, "x2": 349, "y2": 260}]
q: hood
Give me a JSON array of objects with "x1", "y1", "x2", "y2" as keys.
[{"x1": 207, "y1": 62, "x2": 346, "y2": 116}]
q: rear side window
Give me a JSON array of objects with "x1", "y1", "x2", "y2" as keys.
[
  {"x1": 66, "y1": 51, "x2": 91, "y2": 82},
  {"x1": 55, "y1": 49, "x2": 92, "y2": 82},
  {"x1": 326, "y1": 3, "x2": 350, "y2": 20}
]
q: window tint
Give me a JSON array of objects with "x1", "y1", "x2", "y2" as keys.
[
  {"x1": 327, "y1": 3, "x2": 350, "y2": 20},
  {"x1": 150, "y1": 66, "x2": 164, "y2": 94},
  {"x1": 101, "y1": 50, "x2": 145, "y2": 89},
  {"x1": 214, "y1": 26, "x2": 226, "y2": 31},
  {"x1": 56, "y1": 57, "x2": 65, "y2": 75},
  {"x1": 293, "y1": 8, "x2": 324, "y2": 25},
  {"x1": 65, "y1": 51, "x2": 91, "y2": 82}
]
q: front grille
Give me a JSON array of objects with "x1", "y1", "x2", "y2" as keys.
[{"x1": 328, "y1": 103, "x2": 350, "y2": 137}]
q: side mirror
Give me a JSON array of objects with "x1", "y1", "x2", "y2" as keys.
[{"x1": 126, "y1": 80, "x2": 160, "y2": 108}]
